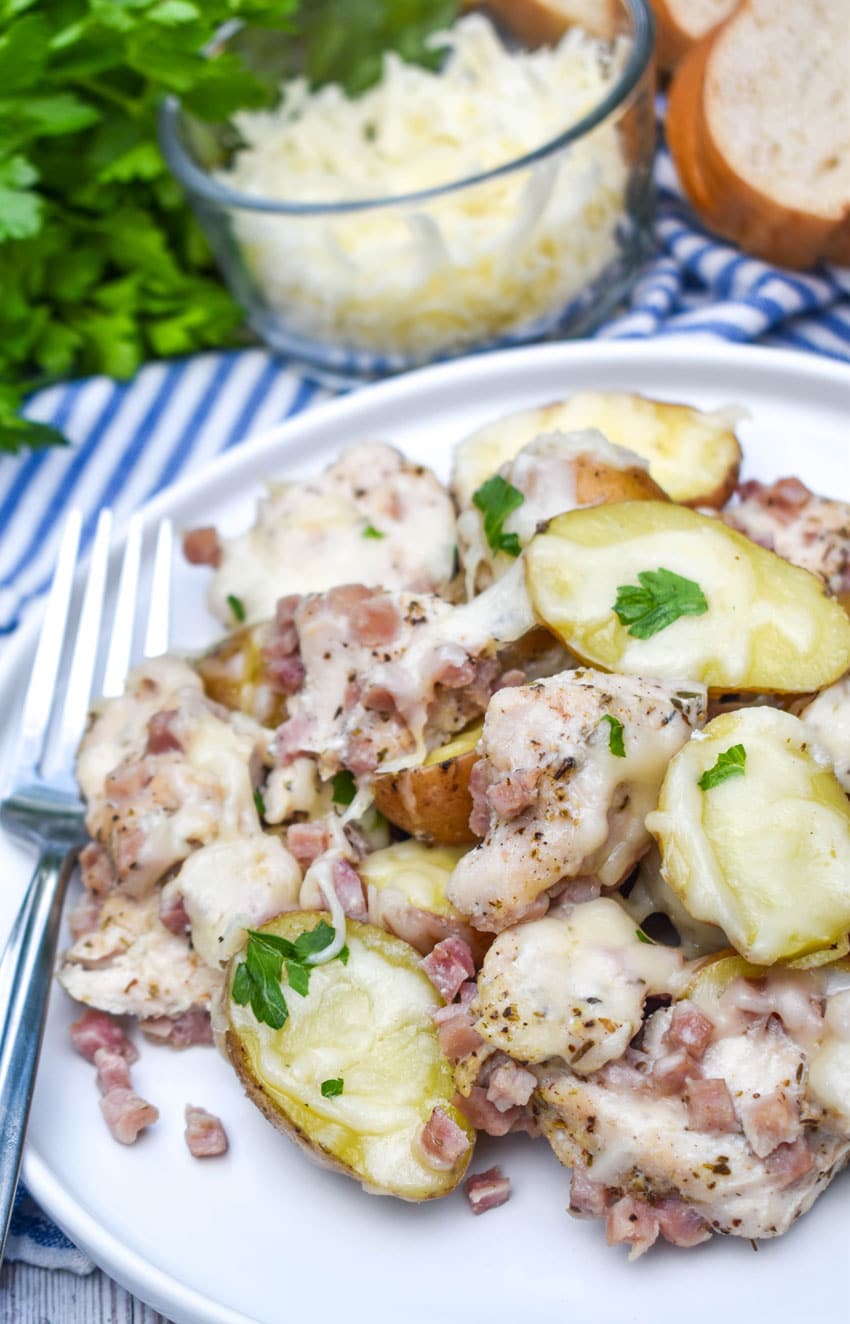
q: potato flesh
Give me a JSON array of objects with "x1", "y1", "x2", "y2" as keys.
[
  {"x1": 526, "y1": 502, "x2": 850, "y2": 692},
  {"x1": 423, "y1": 722, "x2": 483, "y2": 766},
  {"x1": 450, "y1": 391, "x2": 741, "y2": 507},
  {"x1": 359, "y1": 841, "x2": 468, "y2": 918},
  {"x1": 648, "y1": 709, "x2": 850, "y2": 964},
  {"x1": 226, "y1": 914, "x2": 472, "y2": 1199}
]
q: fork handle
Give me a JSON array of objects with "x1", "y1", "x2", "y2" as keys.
[{"x1": 0, "y1": 843, "x2": 77, "y2": 1265}]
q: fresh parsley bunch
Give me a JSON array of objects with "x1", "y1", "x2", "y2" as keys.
[{"x1": 0, "y1": 0, "x2": 456, "y2": 455}]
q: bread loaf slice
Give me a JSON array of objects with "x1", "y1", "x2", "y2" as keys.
[
  {"x1": 651, "y1": 0, "x2": 736, "y2": 70},
  {"x1": 474, "y1": 0, "x2": 618, "y2": 43},
  {"x1": 667, "y1": 0, "x2": 850, "y2": 268}
]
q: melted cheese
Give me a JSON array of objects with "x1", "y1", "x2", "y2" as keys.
[
  {"x1": 801, "y1": 673, "x2": 850, "y2": 793},
  {"x1": 648, "y1": 707, "x2": 850, "y2": 965},
  {"x1": 475, "y1": 900, "x2": 682, "y2": 1073},
  {"x1": 360, "y1": 841, "x2": 467, "y2": 918}
]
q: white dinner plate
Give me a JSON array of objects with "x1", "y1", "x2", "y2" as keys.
[{"x1": 2, "y1": 340, "x2": 850, "y2": 1324}]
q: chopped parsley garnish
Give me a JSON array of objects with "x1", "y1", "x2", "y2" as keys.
[
  {"x1": 332, "y1": 769, "x2": 357, "y2": 805},
  {"x1": 599, "y1": 714, "x2": 626, "y2": 758},
  {"x1": 635, "y1": 928, "x2": 655, "y2": 945},
  {"x1": 227, "y1": 593, "x2": 246, "y2": 624},
  {"x1": 253, "y1": 789, "x2": 266, "y2": 818},
  {"x1": 613, "y1": 568, "x2": 708, "y2": 640},
  {"x1": 698, "y1": 744, "x2": 746, "y2": 791},
  {"x1": 472, "y1": 475, "x2": 525, "y2": 558},
  {"x1": 362, "y1": 523, "x2": 385, "y2": 539},
  {"x1": 231, "y1": 921, "x2": 344, "y2": 1030},
  {"x1": 321, "y1": 1077, "x2": 344, "y2": 1098}
]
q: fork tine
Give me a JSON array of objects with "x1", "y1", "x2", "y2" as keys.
[
  {"x1": 101, "y1": 511, "x2": 143, "y2": 700},
  {"x1": 47, "y1": 508, "x2": 113, "y2": 778},
  {"x1": 12, "y1": 512, "x2": 83, "y2": 779},
  {"x1": 143, "y1": 518, "x2": 172, "y2": 659}
]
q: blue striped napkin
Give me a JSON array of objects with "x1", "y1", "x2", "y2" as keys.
[{"x1": 3, "y1": 129, "x2": 849, "y2": 1275}]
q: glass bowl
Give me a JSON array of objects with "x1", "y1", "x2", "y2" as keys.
[{"x1": 159, "y1": 1, "x2": 655, "y2": 386}]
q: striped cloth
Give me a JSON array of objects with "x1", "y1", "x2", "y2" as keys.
[{"x1": 3, "y1": 130, "x2": 850, "y2": 1274}]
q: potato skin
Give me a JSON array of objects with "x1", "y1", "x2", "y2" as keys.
[
  {"x1": 572, "y1": 455, "x2": 670, "y2": 507},
  {"x1": 372, "y1": 748, "x2": 478, "y2": 845},
  {"x1": 196, "y1": 621, "x2": 287, "y2": 726}
]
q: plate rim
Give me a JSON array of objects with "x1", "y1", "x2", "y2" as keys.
[{"x1": 10, "y1": 336, "x2": 850, "y2": 1323}]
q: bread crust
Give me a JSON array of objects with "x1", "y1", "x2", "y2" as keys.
[{"x1": 667, "y1": 10, "x2": 850, "y2": 269}]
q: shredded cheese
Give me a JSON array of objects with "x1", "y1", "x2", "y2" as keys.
[{"x1": 218, "y1": 15, "x2": 631, "y2": 360}]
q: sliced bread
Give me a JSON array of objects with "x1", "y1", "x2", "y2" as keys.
[
  {"x1": 651, "y1": 0, "x2": 737, "y2": 70},
  {"x1": 667, "y1": 0, "x2": 850, "y2": 268}
]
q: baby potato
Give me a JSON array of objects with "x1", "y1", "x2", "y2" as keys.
[
  {"x1": 225, "y1": 912, "x2": 474, "y2": 1200},
  {"x1": 196, "y1": 621, "x2": 286, "y2": 726},
  {"x1": 371, "y1": 723, "x2": 482, "y2": 845},
  {"x1": 525, "y1": 501, "x2": 850, "y2": 693},
  {"x1": 451, "y1": 391, "x2": 742, "y2": 508},
  {"x1": 647, "y1": 708, "x2": 850, "y2": 965},
  {"x1": 360, "y1": 839, "x2": 486, "y2": 960}
]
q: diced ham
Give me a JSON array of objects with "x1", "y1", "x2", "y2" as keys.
[
  {"x1": 419, "y1": 937, "x2": 476, "y2": 1003},
  {"x1": 554, "y1": 877, "x2": 601, "y2": 906},
  {"x1": 605, "y1": 1196, "x2": 660, "y2": 1258},
  {"x1": 286, "y1": 821, "x2": 329, "y2": 871},
  {"x1": 139, "y1": 1009, "x2": 213, "y2": 1049},
  {"x1": 332, "y1": 857, "x2": 367, "y2": 920},
  {"x1": 276, "y1": 714, "x2": 312, "y2": 764},
  {"x1": 275, "y1": 594, "x2": 302, "y2": 631},
  {"x1": 99, "y1": 1087, "x2": 159, "y2": 1144},
  {"x1": 654, "y1": 1197, "x2": 711, "y2": 1248},
  {"x1": 737, "y1": 477, "x2": 811, "y2": 520},
  {"x1": 145, "y1": 710, "x2": 183, "y2": 755},
  {"x1": 764, "y1": 1138, "x2": 815, "y2": 1189},
  {"x1": 182, "y1": 526, "x2": 221, "y2": 567},
  {"x1": 185, "y1": 1105, "x2": 229, "y2": 1158},
  {"x1": 431, "y1": 649, "x2": 476, "y2": 690},
  {"x1": 78, "y1": 842, "x2": 115, "y2": 896},
  {"x1": 104, "y1": 759, "x2": 151, "y2": 801},
  {"x1": 740, "y1": 1088, "x2": 801, "y2": 1158},
  {"x1": 569, "y1": 1168, "x2": 609, "y2": 1218},
  {"x1": 417, "y1": 1106, "x2": 471, "y2": 1170},
  {"x1": 349, "y1": 595, "x2": 402, "y2": 647},
  {"x1": 494, "y1": 668, "x2": 526, "y2": 690},
  {"x1": 652, "y1": 1048, "x2": 697, "y2": 1096},
  {"x1": 486, "y1": 769, "x2": 540, "y2": 821},
  {"x1": 431, "y1": 1002, "x2": 484, "y2": 1063},
  {"x1": 68, "y1": 891, "x2": 102, "y2": 940},
  {"x1": 486, "y1": 1061, "x2": 537, "y2": 1112},
  {"x1": 465, "y1": 1167, "x2": 511, "y2": 1215},
  {"x1": 684, "y1": 1078, "x2": 738, "y2": 1133},
  {"x1": 468, "y1": 759, "x2": 493, "y2": 837},
  {"x1": 93, "y1": 1047, "x2": 132, "y2": 1095},
  {"x1": 266, "y1": 653, "x2": 305, "y2": 695},
  {"x1": 70, "y1": 1009, "x2": 138, "y2": 1064},
  {"x1": 159, "y1": 891, "x2": 189, "y2": 936},
  {"x1": 666, "y1": 1003, "x2": 714, "y2": 1059},
  {"x1": 454, "y1": 1086, "x2": 533, "y2": 1138}
]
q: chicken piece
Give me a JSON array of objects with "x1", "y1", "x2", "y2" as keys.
[
  {"x1": 58, "y1": 891, "x2": 221, "y2": 1020},
  {"x1": 82, "y1": 683, "x2": 270, "y2": 897},
  {"x1": 457, "y1": 429, "x2": 657, "y2": 595},
  {"x1": 447, "y1": 669, "x2": 706, "y2": 932},
  {"x1": 474, "y1": 900, "x2": 682, "y2": 1074},
  {"x1": 159, "y1": 834, "x2": 302, "y2": 969},
  {"x1": 207, "y1": 442, "x2": 458, "y2": 625},
  {"x1": 722, "y1": 477, "x2": 850, "y2": 602},
  {"x1": 800, "y1": 672, "x2": 850, "y2": 793}
]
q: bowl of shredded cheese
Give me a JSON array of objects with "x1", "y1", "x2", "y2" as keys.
[{"x1": 160, "y1": 1, "x2": 655, "y2": 384}]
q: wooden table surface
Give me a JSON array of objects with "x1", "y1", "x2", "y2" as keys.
[{"x1": 1, "y1": 1261, "x2": 169, "y2": 1323}]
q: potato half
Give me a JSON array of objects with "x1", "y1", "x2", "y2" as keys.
[
  {"x1": 196, "y1": 622, "x2": 286, "y2": 726},
  {"x1": 371, "y1": 723, "x2": 482, "y2": 844},
  {"x1": 647, "y1": 708, "x2": 850, "y2": 965},
  {"x1": 451, "y1": 391, "x2": 742, "y2": 508},
  {"x1": 525, "y1": 501, "x2": 850, "y2": 693},
  {"x1": 225, "y1": 912, "x2": 474, "y2": 1200}
]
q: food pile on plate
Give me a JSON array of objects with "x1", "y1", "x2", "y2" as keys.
[{"x1": 60, "y1": 393, "x2": 850, "y2": 1256}]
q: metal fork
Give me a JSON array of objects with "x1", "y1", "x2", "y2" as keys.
[{"x1": 0, "y1": 509, "x2": 173, "y2": 1264}]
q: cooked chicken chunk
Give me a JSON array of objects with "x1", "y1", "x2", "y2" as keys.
[
  {"x1": 207, "y1": 442, "x2": 458, "y2": 625},
  {"x1": 723, "y1": 477, "x2": 850, "y2": 601},
  {"x1": 447, "y1": 669, "x2": 706, "y2": 932}
]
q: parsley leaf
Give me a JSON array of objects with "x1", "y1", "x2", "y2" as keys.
[
  {"x1": 599, "y1": 714, "x2": 626, "y2": 758},
  {"x1": 613, "y1": 568, "x2": 708, "y2": 640},
  {"x1": 698, "y1": 744, "x2": 746, "y2": 791},
  {"x1": 635, "y1": 928, "x2": 655, "y2": 945},
  {"x1": 227, "y1": 593, "x2": 246, "y2": 623},
  {"x1": 253, "y1": 788, "x2": 265, "y2": 818},
  {"x1": 321, "y1": 1077, "x2": 344, "y2": 1097},
  {"x1": 362, "y1": 523, "x2": 385, "y2": 540},
  {"x1": 232, "y1": 920, "x2": 344, "y2": 1030},
  {"x1": 472, "y1": 475, "x2": 525, "y2": 558},
  {"x1": 332, "y1": 770, "x2": 357, "y2": 805}
]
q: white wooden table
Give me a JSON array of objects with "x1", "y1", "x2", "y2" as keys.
[{"x1": 1, "y1": 1261, "x2": 169, "y2": 1322}]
